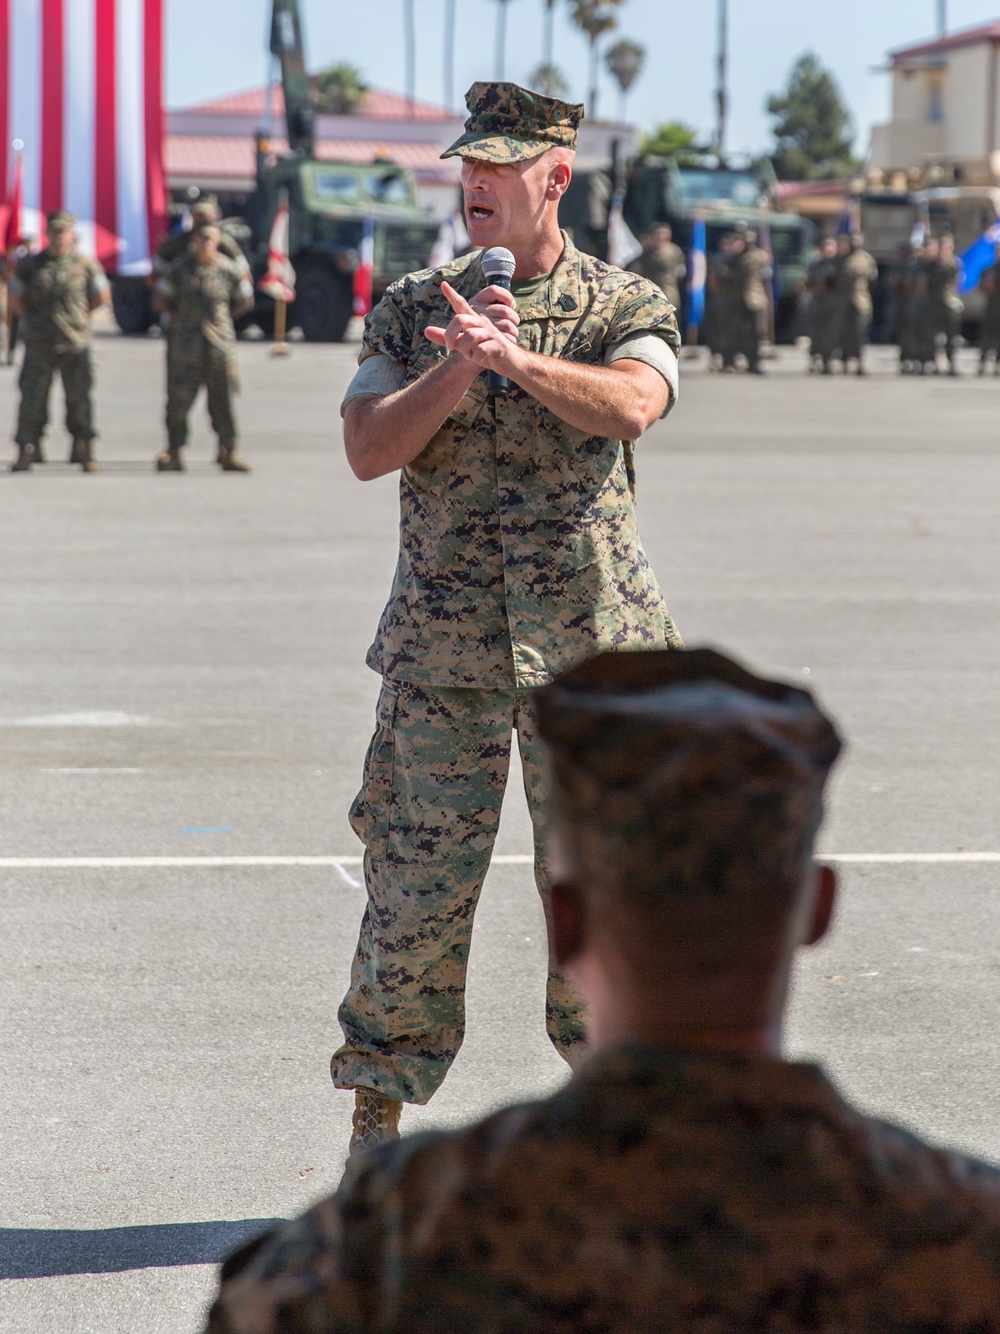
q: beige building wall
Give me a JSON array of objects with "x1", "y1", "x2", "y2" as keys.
[{"x1": 943, "y1": 44, "x2": 991, "y2": 157}]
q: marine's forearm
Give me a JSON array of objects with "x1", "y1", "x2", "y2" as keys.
[
  {"x1": 504, "y1": 346, "x2": 668, "y2": 441},
  {"x1": 344, "y1": 353, "x2": 480, "y2": 481}
]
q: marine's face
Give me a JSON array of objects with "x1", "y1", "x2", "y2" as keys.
[
  {"x1": 48, "y1": 228, "x2": 73, "y2": 256},
  {"x1": 193, "y1": 231, "x2": 219, "y2": 264},
  {"x1": 822, "y1": 240, "x2": 837, "y2": 258},
  {"x1": 460, "y1": 149, "x2": 572, "y2": 258}
]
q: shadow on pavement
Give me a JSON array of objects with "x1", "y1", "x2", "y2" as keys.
[{"x1": 0, "y1": 1218, "x2": 283, "y2": 1278}]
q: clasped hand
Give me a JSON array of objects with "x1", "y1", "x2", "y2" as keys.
[{"x1": 425, "y1": 282, "x2": 520, "y2": 374}]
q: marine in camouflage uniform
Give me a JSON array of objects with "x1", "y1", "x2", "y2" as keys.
[
  {"x1": 978, "y1": 248, "x2": 1000, "y2": 375},
  {"x1": 151, "y1": 197, "x2": 250, "y2": 281},
  {"x1": 626, "y1": 222, "x2": 685, "y2": 314},
  {"x1": 153, "y1": 223, "x2": 255, "y2": 472},
  {"x1": 805, "y1": 236, "x2": 839, "y2": 372},
  {"x1": 731, "y1": 227, "x2": 771, "y2": 373},
  {"x1": 834, "y1": 232, "x2": 877, "y2": 373},
  {"x1": 205, "y1": 647, "x2": 1000, "y2": 1334},
  {"x1": 8, "y1": 211, "x2": 109, "y2": 472},
  {"x1": 334, "y1": 83, "x2": 682, "y2": 1149},
  {"x1": 705, "y1": 232, "x2": 740, "y2": 369},
  {"x1": 923, "y1": 234, "x2": 964, "y2": 376}
]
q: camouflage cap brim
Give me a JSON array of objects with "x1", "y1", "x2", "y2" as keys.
[{"x1": 441, "y1": 133, "x2": 555, "y2": 164}]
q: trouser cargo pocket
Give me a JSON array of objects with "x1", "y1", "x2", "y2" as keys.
[{"x1": 349, "y1": 683, "x2": 398, "y2": 859}]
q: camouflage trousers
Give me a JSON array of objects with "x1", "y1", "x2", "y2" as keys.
[
  {"x1": 15, "y1": 345, "x2": 95, "y2": 444},
  {"x1": 836, "y1": 305, "x2": 871, "y2": 362},
  {"x1": 165, "y1": 343, "x2": 238, "y2": 447},
  {"x1": 331, "y1": 679, "x2": 587, "y2": 1105}
]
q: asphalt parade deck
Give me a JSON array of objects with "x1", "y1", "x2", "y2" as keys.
[{"x1": 1, "y1": 329, "x2": 998, "y2": 1331}]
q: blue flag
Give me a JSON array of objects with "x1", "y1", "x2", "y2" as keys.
[
  {"x1": 688, "y1": 217, "x2": 706, "y2": 329},
  {"x1": 959, "y1": 222, "x2": 1000, "y2": 294}
]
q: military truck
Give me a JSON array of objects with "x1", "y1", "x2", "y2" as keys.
[
  {"x1": 113, "y1": 0, "x2": 439, "y2": 340},
  {"x1": 559, "y1": 155, "x2": 815, "y2": 341}
]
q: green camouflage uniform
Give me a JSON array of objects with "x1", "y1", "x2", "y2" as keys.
[
  {"x1": 627, "y1": 239, "x2": 685, "y2": 311},
  {"x1": 733, "y1": 243, "x2": 771, "y2": 370},
  {"x1": 153, "y1": 225, "x2": 249, "y2": 280},
  {"x1": 10, "y1": 246, "x2": 108, "y2": 448},
  {"x1": 805, "y1": 251, "x2": 839, "y2": 366},
  {"x1": 156, "y1": 251, "x2": 253, "y2": 449},
  {"x1": 206, "y1": 1045, "x2": 1000, "y2": 1333},
  {"x1": 834, "y1": 245, "x2": 877, "y2": 362},
  {"x1": 926, "y1": 251, "x2": 963, "y2": 369},
  {"x1": 334, "y1": 226, "x2": 682, "y2": 1105},
  {"x1": 979, "y1": 259, "x2": 1000, "y2": 368}
]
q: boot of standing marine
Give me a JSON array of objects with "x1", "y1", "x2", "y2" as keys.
[
  {"x1": 70, "y1": 438, "x2": 100, "y2": 472},
  {"x1": 155, "y1": 444, "x2": 185, "y2": 472},
  {"x1": 348, "y1": 1088, "x2": 401, "y2": 1156},
  {"x1": 217, "y1": 438, "x2": 251, "y2": 473},
  {"x1": 11, "y1": 442, "x2": 35, "y2": 471}
]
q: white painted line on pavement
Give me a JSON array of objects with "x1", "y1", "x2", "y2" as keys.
[{"x1": 0, "y1": 853, "x2": 997, "y2": 870}]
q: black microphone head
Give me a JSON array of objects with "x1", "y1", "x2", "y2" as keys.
[{"x1": 482, "y1": 246, "x2": 516, "y2": 284}]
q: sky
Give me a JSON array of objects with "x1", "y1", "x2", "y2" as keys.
[{"x1": 167, "y1": 1, "x2": 1000, "y2": 157}]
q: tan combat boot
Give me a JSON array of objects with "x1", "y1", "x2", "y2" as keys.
[
  {"x1": 349, "y1": 1088, "x2": 401, "y2": 1156},
  {"x1": 73, "y1": 439, "x2": 100, "y2": 472},
  {"x1": 217, "y1": 439, "x2": 252, "y2": 473},
  {"x1": 11, "y1": 443, "x2": 35, "y2": 472},
  {"x1": 155, "y1": 445, "x2": 185, "y2": 472}
]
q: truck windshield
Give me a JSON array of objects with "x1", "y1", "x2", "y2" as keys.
[
  {"x1": 363, "y1": 171, "x2": 413, "y2": 205},
  {"x1": 314, "y1": 172, "x2": 360, "y2": 203},
  {"x1": 677, "y1": 169, "x2": 764, "y2": 209}
]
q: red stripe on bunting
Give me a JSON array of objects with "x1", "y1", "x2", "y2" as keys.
[
  {"x1": 143, "y1": 0, "x2": 165, "y2": 256},
  {"x1": 40, "y1": 0, "x2": 64, "y2": 217},
  {"x1": 0, "y1": 0, "x2": 9, "y2": 212},
  {"x1": 94, "y1": 0, "x2": 118, "y2": 269}
]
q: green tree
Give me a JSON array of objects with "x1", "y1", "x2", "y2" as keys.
[
  {"x1": 529, "y1": 62, "x2": 570, "y2": 97},
  {"x1": 604, "y1": 38, "x2": 644, "y2": 121},
  {"x1": 314, "y1": 62, "x2": 369, "y2": 115},
  {"x1": 639, "y1": 120, "x2": 707, "y2": 165},
  {"x1": 766, "y1": 52, "x2": 858, "y2": 180},
  {"x1": 568, "y1": 0, "x2": 625, "y2": 119}
]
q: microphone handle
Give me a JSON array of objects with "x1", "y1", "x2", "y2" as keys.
[{"x1": 487, "y1": 273, "x2": 512, "y2": 398}]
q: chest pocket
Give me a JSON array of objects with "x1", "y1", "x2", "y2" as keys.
[
  {"x1": 531, "y1": 400, "x2": 620, "y2": 502},
  {"x1": 401, "y1": 347, "x2": 489, "y2": 500}
]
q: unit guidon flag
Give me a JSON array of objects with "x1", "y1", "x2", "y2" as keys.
[{"x1": 0, "y1": 0, "x2": 166, "y2": 272}]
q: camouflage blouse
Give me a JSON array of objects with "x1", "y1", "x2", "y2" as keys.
[
  {"x1": 355, "y1": 234, "x2": 683, "y2": 689},
  {"x1": 158, "y1": 252, "x2": 251, "y2": 356},
  {"x1": 11, "y1": 249, "x2": 108, "y2": 353},
  {"x1": 205, "y1": 1045, "x2": 1000, "y2": 1333}
]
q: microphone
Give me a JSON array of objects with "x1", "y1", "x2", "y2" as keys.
[{"x1": 481, "y1": 246, "x2": 516, "y2": 398}]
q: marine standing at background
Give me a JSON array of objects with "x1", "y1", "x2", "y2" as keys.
[
  {"x1": 153, "y1": 222, "x2": 255, "y2": 473},
  {"x1": 923, "y1": 233, "x2": 963, "y2": 376},
  {"x1": 978, "y1": 244, "x2": 1000, "y2": 376},
  {"x1": 627, "y1": 222, "x2": 686, "y2": 314},
  {"x1": 333, "y1": 82, "x2": 682, "y2": 1155},
  {"x1": 732, "y1": 226, "x2": 771, "y2": 374},
  {"x1": 8, "y1": 212, "x2": 109, "y2": 473},
  {"x1": 805, "y1": 236, "x2": 839, "y2": 374},
  {"x1": 706, "y1": 232, "x2": 739, "y2": 370},
  {"x1": 892, "y1": 242, "x2": 924, "y2": 374},
  {"x1": 833, "y1": 232, "x2": 876, "y2": 375}
]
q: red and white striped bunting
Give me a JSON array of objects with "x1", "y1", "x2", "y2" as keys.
[{"x1": 0, "y1": 0, "x2": 165, "y2": 272}]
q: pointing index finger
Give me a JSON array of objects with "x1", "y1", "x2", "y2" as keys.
[{"x1": 441, "y1": 281, "x2": 474, "y2": 315}]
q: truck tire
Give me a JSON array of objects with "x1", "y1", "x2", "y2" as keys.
[
  {"x1": 111, "y1": 275, "x2": 157, "y2": 335},
  {"x1": 296, "y1": 265, "x2": 353, "y2": 342}
]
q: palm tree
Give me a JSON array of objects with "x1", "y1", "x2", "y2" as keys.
[
  {"x1": 568, "y1": 0, "x2": 624, "y2": 119},
  {"x1": 403, "y1": 0, "x2": 416, "y2": 113},
  {"x1": 494, "y1": 0, "x2": 517, "y2": 80},
  {"x1": 314, "y1": 62, "x2": 369, "y2": 115},
  {"x1": 443, "y1": 0, "x2": 456, "y2": 109},
  {"x1": 542, "y1": 0, "x2": 558, "y2": 69},
  {"x1": 604, "y1": 38, "x2": 644, "y2": 122},
  {"x1": 529, "y1": 62, "x2": 570, "y2": 97}
]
